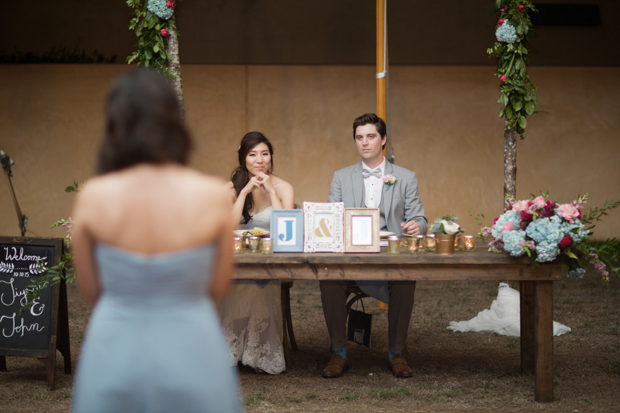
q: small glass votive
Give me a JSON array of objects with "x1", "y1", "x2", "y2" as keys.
[
  {"x1": 248, "y1": 236, "x2": 260, "y2": 253},
  {"x1": 463, "y1": 235, "x2": 475, "y2": 252},
  {"x1": 387, "y1": 235, "x2": 400, "y2": 254},
  {"x1": 407, "y1": 237, "x2": 418, "y2": 254},
  {"x1": 233, "y1": 236, "x2": 244, "y2": 254},
  {"x1": 454, "y1": 235, "x2": 461, "y2": 250},
  {"x1": 425, "y1": 234, "x2": 437, "y2": 252},
  {"x1": 415, "y1": 235, "x2": 425, "y2": 253},
  {"x1": 261, "y1": 237, "x2": 273, "y2": 254}
]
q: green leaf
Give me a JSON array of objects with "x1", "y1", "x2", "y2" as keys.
[
  {"x1": 505, "y1": 106, "x2": 513, "y2": 118},
  {"x1": 515, "y1": 59, "x2": 524, "y2": 70},
  {"x1": 565, "y1": 250, "x2": 578, "y2": 259},
  {"x1": 145, "y1": 49, "x2": 152, "y2": 60},
  {"x1": 525, "y1": 101, "x2": 535, "y2": 115},
  {"x1": 513, "y1": 101, "x2": 523, "y2": 112},
  {"x1": 496, "y1": 0, "x2": 502, "y2": 8},
  {"x1": 153, "y1": 44, "x2": 159, "y2": 53},
  {"x1": 499, "y1": 109, "x2": 505, "y2": 118},
  {"x1": 500, "y1": 93, "x2": 509, "y2": 106},
  {"x1": 518, "y1": 116, "x2": 527, "y2": 129}
]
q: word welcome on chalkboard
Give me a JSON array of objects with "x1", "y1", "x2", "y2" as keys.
[{"x1": 0, "y1": 237, "x2": 71, "y2": 390}]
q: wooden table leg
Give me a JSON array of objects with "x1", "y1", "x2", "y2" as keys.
[
  {"x1": 520, "y1": 281, "x2": 535, "y2": 375},
  {"x1": 534, "y1": 281, "x2": 554, "y2": 403}
]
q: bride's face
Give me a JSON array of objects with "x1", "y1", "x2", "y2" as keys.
[{"x1": 245, "y1": 142, "x2": 272, "y2": 176}]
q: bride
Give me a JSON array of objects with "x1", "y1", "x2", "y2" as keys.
[{"x1": 217, "y1": 132, "x2": 294, "y2": 374}]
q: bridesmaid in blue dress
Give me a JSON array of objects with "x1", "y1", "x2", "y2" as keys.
[{"x1": 70, "y1": 69, "x2": 241, "y2": 413}]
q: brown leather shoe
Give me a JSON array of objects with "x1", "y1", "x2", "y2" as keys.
[
  {"x1": 322, "y1": 354, "x2": 350, "y2": 378},
  {"x1": 389, "y1": 354, "x2": 413, "y2": 378}
]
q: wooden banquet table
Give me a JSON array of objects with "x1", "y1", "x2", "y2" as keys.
[{"x1": 233, "y1": 243, "x2": 562, "y2": 403}]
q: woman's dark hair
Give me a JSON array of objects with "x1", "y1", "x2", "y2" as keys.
[
  {"x1": 231, "y1": 132, "x2": 274, "y2": 225},
  {"x1": 96, "y1": 69, "x2": 192, "y2": 174}
]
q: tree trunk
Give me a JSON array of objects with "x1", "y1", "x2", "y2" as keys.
[
  {"x1": 166, "y1": 15, "x2": 184, "y2": 119},
  {"x1": 503, "y1": 119, "x2": 517, "y2": 209}
]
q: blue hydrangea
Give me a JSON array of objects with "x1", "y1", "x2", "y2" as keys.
[
  {"x1": 503, "y1": 230, "x2": 526, "y2": 256},
  {"x1": 566, "y1": 267, "x2": 586, "y2": 280},
  {"x1": 496, "y1": 20, "x2": 518, "y2": 43},
  {"x1": 148, "y1": 0, "x2": 173, "y2": 20},
  {"x1": 560, "y1": 219, "x2": 589, "y2": 243},
  {"x1": 526, "y1": 216, "x2": 565, "y2": 263},
  {"x1": 491, "y1": 210, "x2": 521, "y2": 240}
]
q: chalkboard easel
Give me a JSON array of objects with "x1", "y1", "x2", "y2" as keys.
[{"x1": 0, "y1": 237, "x2": 71, "y2": 390}]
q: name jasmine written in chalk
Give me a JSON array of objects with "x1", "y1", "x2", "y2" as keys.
[{"x1": 1, "y1": 277, "x2": 47, "y2": 315}]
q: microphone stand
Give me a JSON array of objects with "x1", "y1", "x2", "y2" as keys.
[{"x1": 1, "y1": 149, "x2": 28, "y2": 237}]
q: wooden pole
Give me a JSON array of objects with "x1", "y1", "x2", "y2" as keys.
[{"x1": 376, "y1": 0, "x2": 393, "y2": 162}]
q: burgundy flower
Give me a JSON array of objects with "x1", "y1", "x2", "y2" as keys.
[
  {"x1": 519, "y1": 212, "x2": 533, "y2": 230},
  {"x1": 493, "y1": 217, "x2": 500, "y2": 224},
  {"x1": 161, "y1": 29, "x2": 168, "y2": 36},
  {"x1": 517, "y1": 5, "x2": 525, "y2": 11},
  {"x1": 559, "y1": 235, "x2": 572, "y2": 249},
  {"x1": 500, "y1": 5, "x2": 510, "y2": 12},
  {"x1": 498, "y1": 19, "x2": 505, "y2": 25}
]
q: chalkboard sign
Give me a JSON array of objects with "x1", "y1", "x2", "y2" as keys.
[{"x1": 0, "y1": 237, "x2": 71, "y2": 389}]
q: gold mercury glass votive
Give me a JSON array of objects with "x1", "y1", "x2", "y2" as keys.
[
  {"x1": 407, "y1": 237, "x2": 419, "y2": 254},
  {"x1": 233, "y1": 236, "x2": 244, "y2": 254},
  {"x1": 387, "y1": 235, "x2": 400, "y2": 254},
  {"x1": 248, "y1": 236, "x2": 260, "y2": 253},
  {"x1": 463, "y1": 235, "x2": 475, "y2": 252},
  {"x1": 261, "y1": 237, "x2": 273, "y2": 254},
  {"x1": 425, "y1": 234, "x2": 437, "y2": 252}
]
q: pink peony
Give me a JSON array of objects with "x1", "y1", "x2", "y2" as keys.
[
  {"x1": 512, "y1": 200, "x2": 529, "y2": 212},
  {"x1": 502, "y1": 222, "x2": 514, "y2": 232},
  {"x1": 531, "y1": 195, "x2": 546, "y2": 209},
  {"x1": 167, "y1": 1, "x2": 172, "y2": 7},
  {"x1": 558, "y1": 204, "x2": 580, "y2": 223},
  {"x1": 500, "y1": 75, "x2": 507, "y2": 82},
  {"x1": 161, "y1": 29, "x2": 168, "y2": 36},
  {"x1": 517, "y1": 5, "x2": 525, "y2": 11}
]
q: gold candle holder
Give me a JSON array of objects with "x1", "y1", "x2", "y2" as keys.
[
  {"x1": 454, "y1": 235, "x2": 461, "y2": 250},
  {"x1": 248, "y1": 236, "x2": 260, "y2": 253},
  {"x1": 463, "y1": 235, "x2": 475, "y2": 252},
  {"x1": 407, "y1": 237, "x2": 419, "y2": 254},
  {"x1": 261, "y1": 237, "x2": 273, "y2": 254},
  {"x1": 387, "y1": 235, "x2": 400, "y2": 254},
  {"x1": 233, "y1": 236, "x2": 244, "y2": 254},
  {"x1": 425, "y1": 234, "x2": 437, "y2": 252},
  {"x1": 415, "y1": 235, "x2": 425, "y2": 253}
]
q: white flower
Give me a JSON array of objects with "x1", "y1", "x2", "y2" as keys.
[{"x1": 441, "y1": 220, "x2": 462, "y2": 235}]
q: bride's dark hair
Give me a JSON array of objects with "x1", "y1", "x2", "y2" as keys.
[{"x1": 231, "y1": 132, "x2": 274, "y2": 225}]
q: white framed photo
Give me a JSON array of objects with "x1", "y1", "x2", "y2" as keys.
[
  {"x1": 270, "y1": 209, "x2": 304, "y2": 252},
  {"x1": 344, "y1": 208, "x2": 380, "y2": 253},
  {"x1": 303, "y1": 202, "x2": 344, "y2": 253}
]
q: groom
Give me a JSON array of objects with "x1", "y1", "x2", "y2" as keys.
[{"x1": 321, "y1": 113, "x2": 427, "y2": 378}]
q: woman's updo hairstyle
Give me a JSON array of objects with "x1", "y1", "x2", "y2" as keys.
[
  {"x1": 96, "y1": 68, "x2": 192, "y2": 174},
  {"x1": 231, "y1": 132, "x2": 274, "y2": 225}
]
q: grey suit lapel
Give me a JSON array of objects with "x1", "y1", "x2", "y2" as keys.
[
  {"x1": 382, "y1": 161, "x2": 395, "y2": 224},
  {"x1": 351, "y1": 162, "x2": 364, "y2": 207}
]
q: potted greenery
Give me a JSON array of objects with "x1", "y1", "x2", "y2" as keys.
[{"x1": 430, "y1": 215, "x2": 464, "y2": 255}]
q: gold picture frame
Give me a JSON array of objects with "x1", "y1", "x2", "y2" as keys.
[{"x1": 344, "y1": 208, "x2": 380, "y2": 253}]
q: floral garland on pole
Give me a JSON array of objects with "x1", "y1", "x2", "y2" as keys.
[
  {"x1": 126, "y1": 0, "x2": 177, "y2": 77},
  {"x1": 487, "y1": 0, "x2": 538, "y2": 137}
]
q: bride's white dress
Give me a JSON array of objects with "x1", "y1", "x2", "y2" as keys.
[
  {"x1": 447, "y1": 282, "x2": 571, "y2": 337},
  {"x1": 216, "y1": 207, "x2": 285, "y2": 374}
]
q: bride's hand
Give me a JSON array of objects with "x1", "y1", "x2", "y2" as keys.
[
  {"x1": 241, "y1": 176, "x2": 263, "y2": 195},
  {"x1": 257, "y1": 173, "x2": 276, "y2": 194}
]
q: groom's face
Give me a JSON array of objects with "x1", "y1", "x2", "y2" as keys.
[{"x1": 354, "y1": 124, "x2": 386, "y2": 165}]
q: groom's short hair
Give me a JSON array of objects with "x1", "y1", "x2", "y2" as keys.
[{"x1": 353, "y1": 113, "x2": 387, "y2": 149}]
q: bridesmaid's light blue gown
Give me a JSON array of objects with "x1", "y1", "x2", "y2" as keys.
[{"x1": 72, "y1": 243, "x2": 241, "y2": 413}]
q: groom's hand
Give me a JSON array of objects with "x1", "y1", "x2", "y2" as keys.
[{"x1": 401, "y1": 221, "x2": 420, "y2": 236}]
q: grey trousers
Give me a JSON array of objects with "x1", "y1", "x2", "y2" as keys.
[{"x1": 319, "y1": 280, "x2": 416, "y2": 354}]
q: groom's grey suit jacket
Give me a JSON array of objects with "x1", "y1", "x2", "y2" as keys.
[
  {"x1": 327, "y1": 160, "x2": 427, "y2": 303},
  {"x1": 328, "y1": 161, "x2": 428, "y2": 235}
]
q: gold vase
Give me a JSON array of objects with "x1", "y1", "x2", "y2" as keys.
[{"x1": 436, "y1": 234, "x2": 456, "y2": 255}]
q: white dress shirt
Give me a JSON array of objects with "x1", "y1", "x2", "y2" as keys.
[{"x1": 362, "y1": 157, "x2": 386, "y2": 208}]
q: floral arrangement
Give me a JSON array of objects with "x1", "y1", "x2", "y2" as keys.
[
  {"x1": 487, "y1": 0, "x2": 538, "y2": 138},
  {"x1": 382, "y1": 174, "x2": 396, "y2": 191},
  {"x1": 127, "y1": 0, "x2": 178, "y2": 77},
  {"x1": 480, "y1": 193, "x2": 620, "y2": 283},
  {"x1": 430, "y1": 215, "x2": 464, "y2": 236}
]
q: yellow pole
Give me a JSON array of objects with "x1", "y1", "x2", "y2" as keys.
[{"x1": 376, "y1": 0, "x2": 387, "y2": 127}]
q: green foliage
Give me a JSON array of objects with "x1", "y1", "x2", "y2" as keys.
[
  {"x1": 126, "y1": 0, "x2": 176, "y2": 78},
  {"x1": 487, "y1": 0, "x2": 539, "y2": 138}
]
